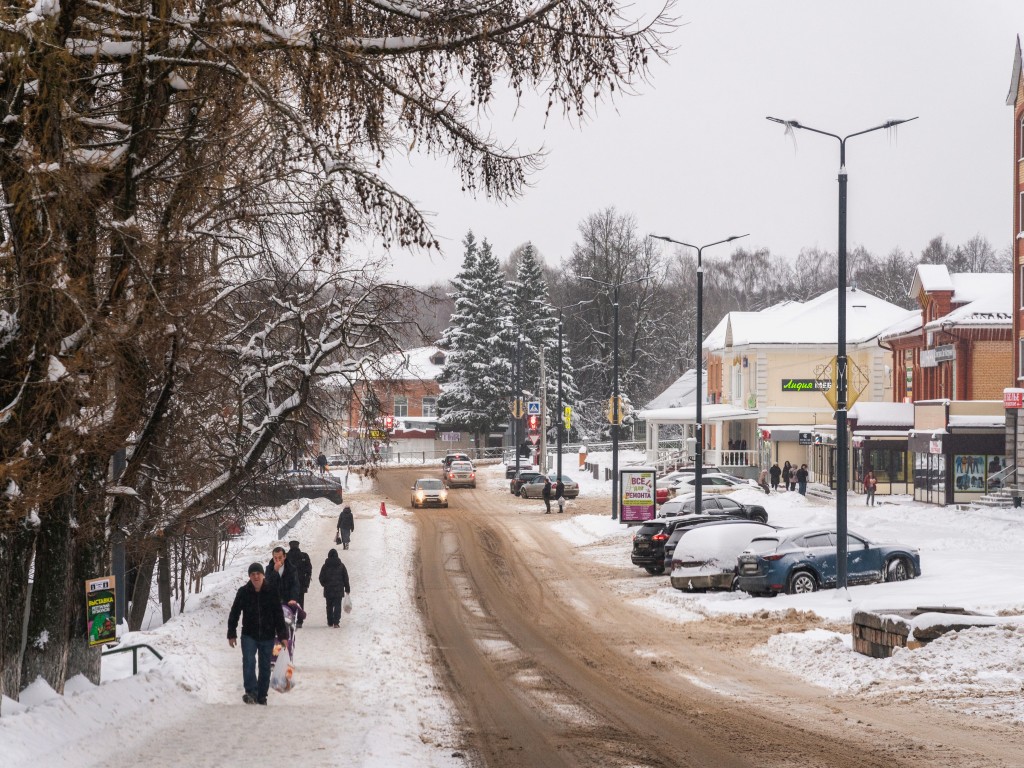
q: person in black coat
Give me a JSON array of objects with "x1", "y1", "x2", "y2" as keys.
[
  {"x1": 318, "y1": 549, "x2": 351, "y2": 628},
  {"x1": 542, "y1": 477, "x2": 552, "y2": 514},
  {"x1": 337, "y1": 506, "x2": 355, "y2": 550},
  {"x1": 227, "y1": 562, "x2": 289, "y2": 705},
  {"x1": 286, "y1": 540, "x2": 313, "y2": 627},
  {"x1": 266, "y1": 546, "x2": 302, "y2": 607},
  {"x1": 769, "y1": 462, "x2": 782, "y2": 491},
  {"x1": 554, "y1": 479, "x2": 565, "y2": 513}
]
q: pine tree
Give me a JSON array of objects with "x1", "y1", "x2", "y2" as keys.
[
  {"x1": 509, "y1": 244, "x2": 579, "y2": 428},
  {"x1": 438, "y1": 236, "x2": 515, "y2": 446}
]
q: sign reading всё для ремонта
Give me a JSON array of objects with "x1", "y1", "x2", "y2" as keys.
[{"x1": 781, "y1": 379, "x2": 831, "y2": 392}]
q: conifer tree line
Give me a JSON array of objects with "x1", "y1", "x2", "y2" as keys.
[
  {"x1": 430, "y1": 208, "x2": 1010, "y2": 443},
  {"x1": 0, "y1": 2, "x2": 674, "y2": 700}
]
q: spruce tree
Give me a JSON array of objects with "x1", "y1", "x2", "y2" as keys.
[{"x1": 438, "y1": 236, "x2": 515, "y2": 447}]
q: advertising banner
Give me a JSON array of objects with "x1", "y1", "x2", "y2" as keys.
[
  {"x1": 619, "y1": 468, "x2": 656, "y2": 523},
  {"x1": 86, "y1": 576, "x2": 116, "y2": 646}
]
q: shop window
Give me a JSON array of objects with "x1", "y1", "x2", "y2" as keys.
[{"x1": 865, "y1": 447, "x2": 908, "y2": 484}]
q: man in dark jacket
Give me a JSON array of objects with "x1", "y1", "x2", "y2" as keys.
[
  {"x1": 337, "y1": 506, "x2": 355, "y2": 550},
  {"x1": 266, "y1": 546, "x2": 302, "y2": 607},
  {"x1": 286, "y1": 540, "x2": 313, "y2": 627},
  {"x1": 554, "y1": 479, "x2": 565, "y2": 513},
  {"x1": 318, "y1": 548, "x2": 351, "y2": 628},
  {"x1": 542, "y1": 477, "x2": 552, "y2": 514},
  {"x1": 227, "y1": 562, "x2": 289, "y2": 705}
]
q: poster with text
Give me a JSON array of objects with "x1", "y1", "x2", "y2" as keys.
[
  {"x1": 86, "y1": 576, "x2": 116, "y2": 646},
  {"x1": 619, "y1": 469, "x2": 656, "y2": 523}
]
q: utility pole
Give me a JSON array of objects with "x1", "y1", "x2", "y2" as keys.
[{"x1": 539, "y1": 346, "x2": 547, "y2": 474}]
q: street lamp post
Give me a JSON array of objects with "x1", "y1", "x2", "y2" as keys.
[
  {"x1": 766, "y1": 115, "x2": 916, "y2": 592},
  {"x1": 579, "y1": 275, "x2": 651, "y2": 520},
  {"x1": 650, "y1": 234, "x2": 748, "y2": 517}
]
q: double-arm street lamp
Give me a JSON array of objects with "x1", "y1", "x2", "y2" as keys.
[
  {"x1": 766, "y1": 115, "x2": 916, "y2": 592},
  {"x1": 579, "y1": 274, "x2": 651, "y2": 520},
  {"x1": 649, "y1": 234, "x2": 748, "y2": 516}
]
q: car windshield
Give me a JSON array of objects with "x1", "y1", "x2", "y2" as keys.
[{"x1": 417, "y1": 479, "x2": 443, "y2": 489}]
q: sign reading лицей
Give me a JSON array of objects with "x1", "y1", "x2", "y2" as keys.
[
  {"x1": 619, "y1": 468, "x2": 656, "y2": 523},
  {"x1": 86, "y1": 576, "x2": 116, "y2": 646}
]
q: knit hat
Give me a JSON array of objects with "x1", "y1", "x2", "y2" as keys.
[{"x1": 248, "y1": 562, "x2": 264, "y2": 575}]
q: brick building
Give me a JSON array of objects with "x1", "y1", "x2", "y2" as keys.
[{"x1": 882, "y1": 264, "x2": 1011, "y2": 403}]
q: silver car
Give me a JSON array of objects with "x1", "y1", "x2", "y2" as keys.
[
  {"x1": 669, "y1": 521, "x2": 776, "y2": 592},
  {"x1": 444, "y1": 460, "x2": 477, "y2": 488},
  {"x1": 411, "y1": 478, "x2": 448, "y2": 508}
]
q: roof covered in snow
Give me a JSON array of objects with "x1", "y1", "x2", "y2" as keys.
[
  {"x1": 643, "y1": 369, "x2": 701, "y2": 410},
  {"x1": 366, "y1": 346, "x2": 446, "y2": 382},
  {"x1": 848, "y1": 401, "x2": 914, "y2": 427},
  {"x1": 705, "y1": 288, "x2": 915, "y2": 350}
]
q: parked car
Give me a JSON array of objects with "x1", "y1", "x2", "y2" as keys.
[
  {"x1": 444, "y1": 460, "x2": 477, "y2": 488},
  {"x1": 735, "y1": 526, "x2": 921, "y2": 596},
  {"x1": 672, "y1": 495, "x2": 769, "y2": 524},
  {"x1": 518, "y1": 474, "x2": 580, "y2": 499},
  {"x1": 671, "y1": 473, "x2": 756, "y2": 495},
  {"x1": 669, "y1": 521, "x2": 777, "y2": 592},
  {"x1": 510, "y1": 469, "x2": 545, "y2": 495},
  {"x1": 410, "y1": 478, "x2": 449, "y2": 508},
  {"x1": 661, "y1": 512, "x2": 750, "y2": 570},
  {"x1": 630, "y1": 516, "x2": 695, "y2": 575},
  {"x1": 505, "y1": 456, "x2": 534, "y2": 479},
  {"x1": 441, "y1": 452, "x2": 472, "y2": 472},
  {"x1": 655, "y1": 467, "x2": 723, "y2": 505}
]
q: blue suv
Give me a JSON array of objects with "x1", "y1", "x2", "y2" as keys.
[{"x1": 736, "y1": 526, "x2": 921, "y2": 596}]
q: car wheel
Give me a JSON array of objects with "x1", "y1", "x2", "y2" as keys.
[
  {"x1": 644, "y1": 566, "x2": 665, "y2": 575},
  {"x1": 884, "y1": 557, "x2": 913, "y2": 582},
  {"x1": 519, "y1": 488, "x2": 528, "y2": 499},
  {"x1": 786, "y1": 570, "x2": 817, "y2": 595},
  {"x1": 443, "y1": 503, "x2": 449, "y2": 508},
  {"x1": 730, "y1": 575, "x2": 741, "y2": 591}
]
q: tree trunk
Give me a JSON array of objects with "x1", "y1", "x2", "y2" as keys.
[
  {"x1": 127, "y1": 548, "x2": 157, "y2": 631},
  {"x1": 158, "y1": 540, "x2": 172, "y2": 624},
  {"x1": 20, "y1": 499, "x2": 75, "y2": 694},
  {"x1": 65, "y1": 534, "x2": 106, "y2": 686},
  {"x1": 0, "y1": 527, "x2": 37, "y2": 705}
]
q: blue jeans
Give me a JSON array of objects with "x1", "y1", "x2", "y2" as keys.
[{"x1": 241, "y1": 635, "x2": 276, "y2": 699}]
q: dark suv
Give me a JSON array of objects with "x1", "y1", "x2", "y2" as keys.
[
  {"x1": 630, "y1": 517, "x2": 699, "y2": 575},
  {"x1": 441, "y1": 453, "x2": 472, "y2": 472}
]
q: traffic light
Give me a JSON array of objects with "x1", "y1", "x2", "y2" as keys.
[
  {"x1": 527, "y1": 415, "x2": 539, "y2": 430},
  {"x1": 383, "y1": 415, "x2": 394, "y2": 430}
]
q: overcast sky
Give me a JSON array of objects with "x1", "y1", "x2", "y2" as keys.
[{"x1": 369, "y1": 1, "x2": 1023, "y2": 287}]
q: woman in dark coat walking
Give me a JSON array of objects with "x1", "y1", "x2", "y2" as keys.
[
  {"x1": 337, "y1": 505, "x2": 355, "y2": 549},
  {"x1": 318, "y1": 549, "x2": 351, "y2": 628}
]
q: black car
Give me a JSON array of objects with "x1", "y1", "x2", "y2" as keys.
[
  {"x1": 442, "y1": 452, "x2": 472, "y2": 472},
  {"x1": 505, "y1": 459, "x2": 534, "y2": 479},
  {"x1": 509, "y1": 469, "x2": 544, "y2": 495},
  {"x1": 673, "y1": 495, "x2": 768, "y2": 524},
  {"x1": 631, "y1": 516, "x2": 716, "y2": 575}
]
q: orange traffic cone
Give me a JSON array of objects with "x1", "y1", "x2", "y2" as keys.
[{"x1": 379, "y1": 501, "x2": 388, "y2": 517}]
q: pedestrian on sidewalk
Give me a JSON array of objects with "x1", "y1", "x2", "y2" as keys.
[
  {"x1": 318, "y1": 549, "x2": 351, "y2": 628},
  {"x1": 337, "y1": 505, "x2": 355, "y2": 549},
  {"x1": 555, "y1": 478, "x2": 566, "y2": 513},
  {"x1": 286, "y1": 540, "x2": 312, "y2": 627},
  {"x1": 864, "y1": 469, "x2": 877, "y2": 506},
  {"x1": 796, "y1": 464, "x2": 809, "y2": 496},
  {"x1": 757, "y1": 468, "x2": 771, "y2": 495},
  {"x1": 542, "y1": 476, "x2": 552, "y2": 514},
  {"x1": 227, "y1": 563, "x2": 289, "y2": 705},
  {"x1": 769, "y1": 462, "x2": 781, "y2": 491}
]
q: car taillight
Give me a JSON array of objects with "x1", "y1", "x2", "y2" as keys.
[
  {"x1": 762, "y1": 553, "x2": 785, "y2": 561},
  {"x1": 470, "y1": 472, "x2": 475, "y2": 479},
  {"x1": 652, "y1": 532, "x2": 668, "y2": 542}
]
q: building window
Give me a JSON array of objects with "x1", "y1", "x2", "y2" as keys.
[
  {"x1": 393, "y1": 395, "x2": 408, "y2": 417},
  {"x1": 422, "y1": 397, "x2": 437, "y2": 417}
]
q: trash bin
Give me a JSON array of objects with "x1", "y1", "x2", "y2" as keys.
[{"x1": 578, "y1": 445, "x2": 588, "y2": 469}]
